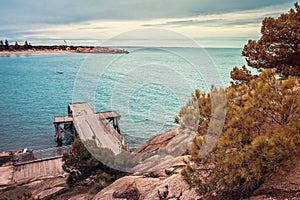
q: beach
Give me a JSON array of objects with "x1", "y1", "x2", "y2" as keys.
[{"x1": 0, "y1": 49, "x2": 75, "y2": 55}]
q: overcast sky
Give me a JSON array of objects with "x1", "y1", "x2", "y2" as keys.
[{"x1": 1, "y1": 0, "x2": 296, "y2": 47}]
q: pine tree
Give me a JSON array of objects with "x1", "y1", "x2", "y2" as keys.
[
  {"x1": 0, "y1": 40, "x2": 3, "y2": 51},
  {"x1": 4, "y1": 40, "x2": 9, "y2": 50},
  {"x1": 24, "y1": 41, "x2": 28, "y2": 49},
  {"x1": 62, "y1": 139, "x2": 125, "y2": 187},
  {"x1": 14, "y1": 42, "x2": 19, "y2": 50},
  {"x1": 242, "y1": 3, "x2": 300, "y2": 78},
  {"x1": 182, "y1": 70, "x2": 300, "y2": 198},
  {"x1": 182, "y1": 3, "x2": 300, "y2": 198},
  {"x1": 230, "y1": 65, "x2": 257, "y2": 85}
]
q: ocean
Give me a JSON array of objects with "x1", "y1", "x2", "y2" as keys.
[{"x1": 0, "y1": 47, "x2": 245, "y2": 151}]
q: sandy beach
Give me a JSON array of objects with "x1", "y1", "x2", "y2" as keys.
[
  {"x1": 0, "y1": 47, "x2": 129, "y2": 55},
  {"x1": 0, "y1": 49, "x2": 75, "y2": 55}
]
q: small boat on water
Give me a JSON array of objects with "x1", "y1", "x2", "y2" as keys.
[{"x1": 57, "y1": 71, "x2": 64, "y2": 74}]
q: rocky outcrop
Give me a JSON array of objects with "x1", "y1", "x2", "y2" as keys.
[
  {"x1": 93, "y1": 128, "x2": 200, "y2": 200},
  {"x1": 0, "y1": 176, "x2": 66, "y2": 199},
  {"x1": 75, "y1": 46, "x2": 129, "y2": 54},
  {"x1": 93, "y1": 157, "x2": 200, "y2": 200},
  {"x1": 93, "y1": 128, "x2": 300, "y2": 200},
  {"x1": 76, "y1": 47, "x2": 92, "y2": 53},
  {"x1": 91, "y1": 47, "x2": 129, "y2": 54},
  {"x1": 112, "y1": 179, "x2": 141, "y2": 200},
  {"x1": 133, "y1": 128, "x2": 177, "y2": 154},
  {"x1": 35, "y1": 186, "x2": 65, "y2": 200},
  {"x1": 129, "y1": 128, "x2": 196, "y2": 174}
]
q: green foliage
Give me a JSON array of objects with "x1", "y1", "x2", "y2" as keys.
[
  {"x1": 176, "y1": 86, "x2": 226, "y2": 159},
  {"x1": 62, "y1": 139, "x2": 126, "y2": 187},
  {"x1": 230, "y1": 65, "x2": 257, "y2": 85},
  {"x1": 4, "y1": 40, "x2": 9, "y2": 50},
  {"x1": 242, "y1": 3, "x2": 300, "y2": 78},
  {"x1": 0, "y1": 41, "x2": 3, "y2": 51},
  {"x1": 83, "y1": 140, "x2": 140, "y2": 171},
  {"x1": 24, "y1": 41, "x2": 29, "y2": 49},
  {"x1": 14, "y1": 42, "x2": 19, "y2": 50},
  {"x1": 175, "y1": 88, "x2": 211, "y2": 133},
  {"x1": 182, "y1": 70, "x2": 300, "y2": 199}
]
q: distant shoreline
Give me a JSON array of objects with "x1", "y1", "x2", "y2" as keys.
[
  {"x1": 0, "y1": 49, "x2": 75, "y2": 55},
  {"x1": 0, "y1": 46, "x2": 129, "y2": 55}
]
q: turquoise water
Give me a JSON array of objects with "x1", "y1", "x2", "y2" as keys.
[{"x1": 0, "y1": 48, "x2": 245, "y2": 151}]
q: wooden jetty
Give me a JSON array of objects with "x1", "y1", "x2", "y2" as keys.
[{"x1": 53, "y1": 102, "x2": 128, "y2": 154}]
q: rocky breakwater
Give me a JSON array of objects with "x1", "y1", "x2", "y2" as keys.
[
  {"x1": 76, "y1": 46, "x2": 129, "y2": 54},
  {"x1": 93, "y1": 128, "x2": 201, "y2": 200}
]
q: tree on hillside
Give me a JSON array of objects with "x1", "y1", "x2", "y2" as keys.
[
  {"x1": 182, "y1": 3, "x2": 300, "y2": 199},
  {"x1": 62, "y1": 139, "x2": 125, "y2": 188},
  {"x1": 14, "y1": 42, "x2": 19, "y2": 50},
  {"x1": 182, "y1": 70, "x2": 300, "y2": 199},
  {"x1": 24, "y1": 41, "x2": 29, "y2": 49},
  {"x1": 241, "y1": 2, "x2": 300, "y2": 78},
  {"x1": 0, "y1": 40, "x2": 3, "y2": 50},
  {"x1": 230, "y1": 65, "x2": 257, "y2": 85},
  {"x1": 4, "y1": 40, "x2": 9, "y2": 50}
]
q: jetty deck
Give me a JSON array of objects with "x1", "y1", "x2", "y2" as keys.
[
  {"x1": 54, "y1": 102, "x2": 128, "y2": 155},
  {"x1": 53, "y1": 116, "x2": 73, "y2": 123},
  {"x1": 0, "y1": 102, "x2": 129, "y2": 185}
]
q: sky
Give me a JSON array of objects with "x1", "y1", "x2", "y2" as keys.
[{"x1": 1, "y1": 0, "x2": 296, "y2": 47}]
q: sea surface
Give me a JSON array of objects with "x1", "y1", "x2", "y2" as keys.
[{"x1": 0, "y1": 47, "x2": 246, "y2": 151}]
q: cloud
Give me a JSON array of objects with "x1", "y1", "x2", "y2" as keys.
[
  {"x1": 143, "y1": 18, "x2": 260, "y2": 27},
  {"x1": 142, "y1": 3, "x2": 294, "y2": 28},
  {"x1": 0, "y1": 1, "x2": 296, "y2": 47},
  {"x1": 2, "y1": 0, "x2": 295, "y2": 25}
]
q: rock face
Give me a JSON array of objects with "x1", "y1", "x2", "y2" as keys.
[
  {"x1": 76, "y1": 47, "x2": 92, "y2": 53},
  {"x1": 93, "y1": 163, "x2": 200, "y2": 200},
  {"x1": 133, "y1": 128, "x2": 178, "y2": 154},
  {"x1": 0, "y1": 176, "x2": 66, "y2": 199},
  {"x1": 75, "y1": 47, "x2": 129, "y2": 54},
  {"x1": 93, "y1": 128, "x2": 200, "y2": 200},
  {"x1": 130, "y1": 128, "x2": 195, "y2": 174},
  {"x1": 112, "y1": 179, "x2": 141, "y2": 200},
  {"x1": 93, "y1": 128, "x2": 300, "y2": 200},
  {"x1": 91, "y1": 47, "x2": 129, "y2": 54},
  {"x1": 35, "y1": 186, "x2": 65, "y2": 200}
]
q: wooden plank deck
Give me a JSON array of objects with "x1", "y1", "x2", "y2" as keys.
[
  {"x1": 96, "y1": 111, "x2": 121, "y2": 120},
  {"x1": 53, "y1": 116, "x2": 73, "y2": 124},
  {"x1": 54, "y1": 111, "x2": 120, "y2": 123},
  {"x1": 68, "y1": 103, "x2": 122, "y2": 155}
]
